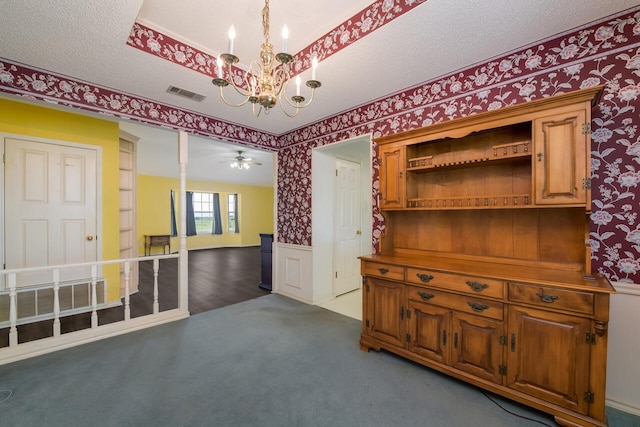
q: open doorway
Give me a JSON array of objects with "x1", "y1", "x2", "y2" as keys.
[{"x1": 312, "y1": 135, "x2": 372, "y2": 319}]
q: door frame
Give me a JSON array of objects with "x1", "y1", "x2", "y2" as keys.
[
  {"x1": 1, "y1": 132, "x2": 103, "y2": 289},
  {"x1": 311, "y1": 134, "x2": 372, "y2": 303},
  {"x1": 333, "y1": 157, "x2": 362, "y2": 296}
]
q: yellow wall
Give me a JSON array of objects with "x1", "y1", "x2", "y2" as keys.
[
  {"x1": 137, "y1": 175, "x2": 274, "y2": 253},
  {"x1": 0, "y1": 98, "x2": 121, "y2": 300}
]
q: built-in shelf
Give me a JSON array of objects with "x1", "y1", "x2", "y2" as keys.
[
  {"x1": 407, "y1": 193, "x2": 531, "y2": 209},
  {"x1": 407, "y1": 140, "x2": 531, "y2": 172}
]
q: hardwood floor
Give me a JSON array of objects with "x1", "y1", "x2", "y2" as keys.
[{"x1": 0, "y1": 246, "x2": 270, "y2": 347}]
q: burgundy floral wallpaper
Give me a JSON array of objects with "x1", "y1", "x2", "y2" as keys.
[
  {"x1": 277, "y1": 7, "x2": 640, "y2": 284},
  {"x1": 1, "y1": 5, "x2": 640, "y2": 284}
]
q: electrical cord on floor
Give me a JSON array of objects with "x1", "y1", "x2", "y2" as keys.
[
  {"x1": 0, "y1": 390, "x2": 13, "y2": 403},
  {"x1": 482, "y1": 391, "x2": 554, "y2": 427}
]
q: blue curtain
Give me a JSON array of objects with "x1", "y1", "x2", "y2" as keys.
[
  {"x1": 231, "y1": 194, "x2": 239, "y2": 233},
  {"x1": 186, "y1": 191, "x2": 197, "y2": 236},
  {"x1": 170, "y1": 190, "x2": 178, "y2": 237},
  {"x1": 212, "y1": 193, "x2": 223, "y2": 235}
]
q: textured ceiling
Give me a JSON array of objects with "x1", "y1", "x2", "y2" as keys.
[{"x1": 0, "y1": 0, "x2": 637, "y2": 185}]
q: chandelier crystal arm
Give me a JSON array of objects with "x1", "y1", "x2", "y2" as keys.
[
  {"x1": 284, "y1": 87, "x2": 317, "y2": 109},
  {"x1": 215, "y1": 84, "x2": 253, "y2": 108}
]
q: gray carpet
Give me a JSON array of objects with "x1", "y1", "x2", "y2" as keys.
[{"x1": 0, "y1": 294, "x2": 632, "y2": 426}]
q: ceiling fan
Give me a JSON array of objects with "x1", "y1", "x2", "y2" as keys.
[{"x1": 226, "y1": 150, "x2": 262, "y2": 170}]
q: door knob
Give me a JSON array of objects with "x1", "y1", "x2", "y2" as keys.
[
  {"x1": 86, "y1": 235, "x2": 94, "y2": 241},
  {"x1": 356, "y1": 230, "x2": 362, "y2": 235}
]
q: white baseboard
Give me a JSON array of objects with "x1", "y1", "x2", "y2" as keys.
[
  {"x1": 0, "y1": 309, "x2": 189, "y2": 366},
  {"x1": 606, "y1": 397, "x2": 640, "y2": 417}
]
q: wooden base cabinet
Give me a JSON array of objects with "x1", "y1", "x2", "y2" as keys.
[
  {"x1": 361, "y1": 87, "x2": 615, "y2": 427},
  {"x1": 507, "y1": 306, "x2": 592, "y2": 416},
  {"x1": 360, "y1": 262, "x2": 613, "y2": 427}
]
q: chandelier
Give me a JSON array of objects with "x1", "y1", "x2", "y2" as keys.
[{"x1": 211, "y1": 0, "x2": 321, "y2": 118}]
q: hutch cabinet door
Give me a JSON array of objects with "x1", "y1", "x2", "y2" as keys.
[
  {"x1": 506, "y1": 306, "x2": 591, "y2": 415},
  {"x1": 407, "y1": 300, "x2": 451, "y2": 365},
  {"x1": 533, "y1": 108, "x2": 588, "y2": 205},
  {"x1": 379, "y1": 145, "x2": 405, "y2": 209},
  {"x1": 450, "y1": 311, "x2": 505, "y2": 385},
  {"x1": 364, "y1": 277, "x2": 406, "y2": 347}
]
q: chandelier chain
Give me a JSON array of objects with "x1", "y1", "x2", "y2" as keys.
[{"x1": 262, "y1": 0, "x2": 270, "y2": 43}]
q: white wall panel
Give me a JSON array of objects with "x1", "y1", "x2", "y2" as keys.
[{"x1": 606, "y1": 282, "x2": 640, "y2": 416}]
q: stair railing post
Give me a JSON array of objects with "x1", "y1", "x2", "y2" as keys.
[
  {"x1": 124, "y1": 261, "x2": 131, "y2": 321},
  {"x1": 8, "y1": 273, "x2": 18, "y2": 347},
  {"x1": 91, "y1": 264, "x2": 98, "y2": 328},
  {"x1": 153, "y1": 258, "x2": 160, "y2": 314},
  {"x1": 53, "y1": 269, "x2": 61, "y2": 337}
]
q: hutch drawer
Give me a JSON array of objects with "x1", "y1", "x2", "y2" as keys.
[
  {"x1": 363, "y1": 262, "x2": 404, "y2": 281},
  {"x1": 508, "y1": 282, "x2": 594, "y2": 315},
  {"x1": 407, "y1": 267, "x2": 504, "y2": 299},
  {"x1": 408, "y1": 286, "x2": 504, "y2": 320}
]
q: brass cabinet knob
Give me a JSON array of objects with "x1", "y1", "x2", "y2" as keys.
[{"x1": 86, "y1": 235, "x2": 94, "y2": 241}]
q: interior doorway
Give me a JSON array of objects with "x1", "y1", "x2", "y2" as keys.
[
  {"x1": 334, "y1": 158, "x2": 362, "y2": 296},
  {"x1": 312, "y1": 135, "x2": 372, "y2": 307}
]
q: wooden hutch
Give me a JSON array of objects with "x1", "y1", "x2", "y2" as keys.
[{"x1": 359, "y1": 86, "x2": 616, "y2": 427}]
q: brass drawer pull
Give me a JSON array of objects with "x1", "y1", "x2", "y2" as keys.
[
  {"x1": 416, "y1": 273, "x2": 434, "y2": 283},
  {"x1": 417, "y1": 291, "x2": 435, "y2": 301},
  {"x1": 466, "y1": 281, "x2": 489, "y2": 292},
  {"x1": 536, "y1": 292, "x2": 559, "y2": 303},
  {"x1": 467, "y1": 302, "x2": 489, "y2": 312},
  {"x1": 378, "y1": 268, "x2": 389, "y2": 275}
]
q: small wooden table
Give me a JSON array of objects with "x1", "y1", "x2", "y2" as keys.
[{"x1": 144, "y1": 234, "x2": 170, "y2": 256}]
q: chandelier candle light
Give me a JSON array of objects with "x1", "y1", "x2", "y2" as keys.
[{"x1": 211, "y1": 0, "x2": 321, "y2": 117}]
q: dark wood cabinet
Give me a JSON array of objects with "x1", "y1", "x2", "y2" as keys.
[
  {"x1": 360, "y1": 87, "x2": 615, "y2": 427},
  {"x1": 259, "y1": 233, "x2": 273, "y2": 291}
]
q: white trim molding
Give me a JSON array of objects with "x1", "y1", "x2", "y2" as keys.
[{"x1": 1, "y1": 309, "x2": 189, "y2": 366}]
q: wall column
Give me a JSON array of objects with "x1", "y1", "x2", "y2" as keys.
[{"x1": 178, "y1": 131, "x2": 189, "y2": 315}]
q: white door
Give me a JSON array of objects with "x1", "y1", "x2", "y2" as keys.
[
  {"x1": 334, "y1": 158, "x2": 362, "y2": 296},
  {"x1": 4, "y1": 137, "x2": 98, "y2": 287}
]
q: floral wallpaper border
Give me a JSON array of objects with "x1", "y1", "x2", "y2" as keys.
[
  {"x1": 126, "y1": 1, "x2": 428, "y2": 83},
  {"x1": 0, "y1": 59, "x2": 278, "y2": 150},
  {"x1": 276, "y1": 6, "x2": 640, "y2": 284}
]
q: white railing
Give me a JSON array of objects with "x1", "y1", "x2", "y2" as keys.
[
  {"x1": 0, "y1": 253, "x2": 187, "y2": 365},
  {"x1": 0, "y1": 277, "x2": 110, "y2": 329}
]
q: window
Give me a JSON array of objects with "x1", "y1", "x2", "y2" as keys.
[
  {"x1": 192, "y1": 192, "x2": 214, "y2": 234},
  {"x1": 228, "y1": 193, "x2": 239, "y2": 233}
]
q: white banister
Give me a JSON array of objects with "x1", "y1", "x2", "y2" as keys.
[
  {"x1": 90, "y1": 265, "x2": 98, "y2": 329},
  {"x1": 8, "y1": 274, "x2": 17, "y2": 347},
  {"x1": 1, "y1": 253, "x2": 184, "y2": 366},
  {"x1": 53, "y1": 269, "x2": 61, "y2": 337},
  {"x1": 124, "y1": 261, "x2": 131, "y2": 321},
  {"x1": 153, "y1": 258, "x2": 159, "y2": 315}
]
